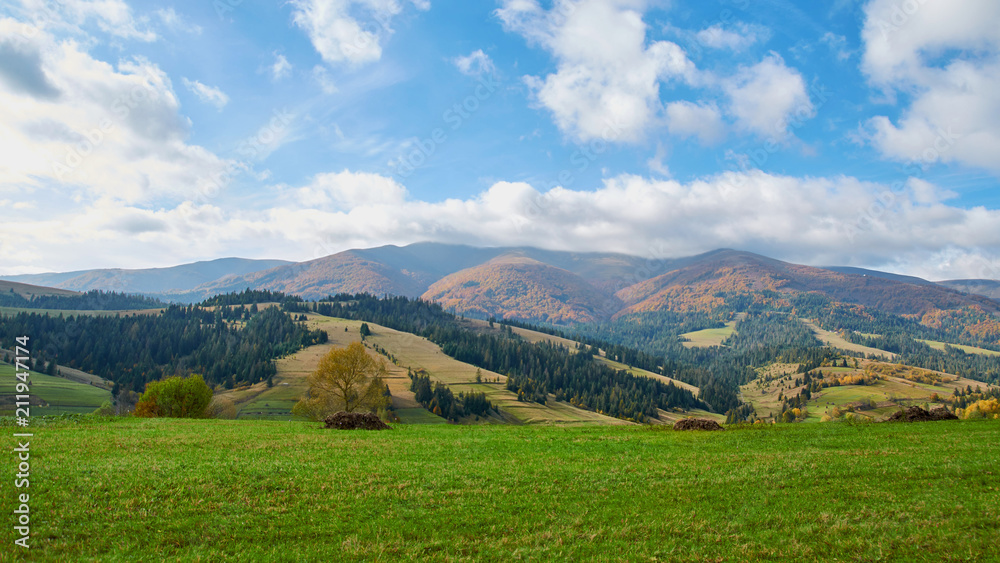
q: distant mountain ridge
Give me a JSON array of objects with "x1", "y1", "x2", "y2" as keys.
[
  {"x1": 2, "y1": 243, "x2": 997, "y2": 326},
  {"x1": 2, "y1": 257, "x2": 291, "y2": 296}
]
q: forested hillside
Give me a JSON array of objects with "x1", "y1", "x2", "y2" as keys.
[{"x1": 0, "y1": 306, "x2": 326, "y2": 395}]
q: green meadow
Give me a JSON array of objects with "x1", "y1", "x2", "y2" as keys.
[
  {"x1": 2, "y1": 417, "x2": 998, "y2": 562},
  {"x1": 0, "y1": 365, "x2": 110, "y2": 415}
]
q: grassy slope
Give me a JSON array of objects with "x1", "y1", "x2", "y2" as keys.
[
  {"x1": 3, "y1": 418, "x2": 998, "y2": 562},
  {"x1": 918, "y1": 339, "x2": 1000, "y2": 357},
  {"x1": 0, "y1": 364, "x2": 110, "y2": 415},
  {"x1": 679, "y1": 321, "x2": 737, "y2": 348},
  {"x1": 801, "y1": 319, "x2": 897, "y2": 359}
]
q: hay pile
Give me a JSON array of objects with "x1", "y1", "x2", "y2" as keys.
[
  {"x1": 885, "y1": 406, "x2": 958, "y2": 422},
  {"x1": 323, "y1": 411, "x2": 390, "y2": 430},
  {"x1": 673, "y1": 418, "x2": 724, "y2": 431}
]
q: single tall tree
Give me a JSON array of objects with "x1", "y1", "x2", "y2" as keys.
[{"x1": 293, "y1": 342, "x2": 389, "y2": 420}]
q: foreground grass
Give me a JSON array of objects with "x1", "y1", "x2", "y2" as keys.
[{"x1": 2, "y1": 419, "x2": 998, "y2": 562}]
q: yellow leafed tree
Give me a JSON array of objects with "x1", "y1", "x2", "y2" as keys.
[{"x1": 292, "y1": 342, "x2": 390, "y2": 420}]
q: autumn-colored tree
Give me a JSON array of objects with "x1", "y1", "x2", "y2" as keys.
[
  {"x1": 134, "y1": 374, "x2": 213, "y2": 418},
  {"x1": 292, "y1": 342, "x2": 390, "y2": 420}
]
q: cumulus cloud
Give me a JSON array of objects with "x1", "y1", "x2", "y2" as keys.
[
  {"x1": 291, "y1": 0, "x2": 430, "y2": 66},
  {"x1": 453, "y1": 49, "x2": 495, "y2": 77},
  {"x1": 182, "y1": 77, "x2": 229, "y2": 109},
  {"x1": 296, "y1": 169, "x2": 408, "y2": 208},
  {"x1": 665, "y1": 101, "x2": 725, "y2": 145},
  {"x1": 7, "y1": 167, "x2": 998, "y2": 279},
  {"x1": 725, "y1": 53, "x2": 813, "y2": 139},
  {"x1": 861, "y1": 0, "x2": 1000, "y2": 173},
  {"x1": 0, "y1": 18, "x2": 231, "y2": 204},
  {"x1": 497, "y1": 0, "x2": 698, "y2": 143}
]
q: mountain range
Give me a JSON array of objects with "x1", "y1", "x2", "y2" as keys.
[{"x1": 2, "y1": 243, "x2": 997, "y2": 324}]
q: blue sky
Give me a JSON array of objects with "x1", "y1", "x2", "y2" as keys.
[{"x1": 0, "y1": 0, "x2": 998, "y2": 280}]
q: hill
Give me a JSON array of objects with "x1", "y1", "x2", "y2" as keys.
[
  {"x1": 0, "y1": 280, "x2": 79, "y2": 298},
  {"x1": 615, "y1": 249, "x2": 1000, "y2": 318},
  {"x1": 421, "y1": 255, "x2": 623, "y2": 324},
  {"x1": 0, "y1": 257, "x2": 291, "y2": 298}
]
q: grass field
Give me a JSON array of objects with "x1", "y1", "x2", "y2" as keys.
[
  {"x1": 0, "y1": 364, "x2": 110, "y2": 415},
  {"x1": 801, "y1": 320, "x2": 896, "y2": 359},
  {"x1": 679, "y1": 321, "x2": 736, "y2": 348},
  {"x1": 2, "y1": 417, "x2": 998, "y2": 561},
  {"x1": 918, "y1": 339, "x2": 1000, "y2": 357}
]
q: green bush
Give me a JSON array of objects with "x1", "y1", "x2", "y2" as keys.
[{"x1": 134, "y1": 374, "x2": 213, "y2": 418}]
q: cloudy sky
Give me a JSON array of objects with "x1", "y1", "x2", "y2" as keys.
[{"x1": 0, "y1": 0, "x2": 998, "y2": 281}]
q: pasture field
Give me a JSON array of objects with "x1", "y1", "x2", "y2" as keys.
[
  {"x1": 801, "y1": 320, "x2": 896, "y2": 359},
  {"x1": 2, "y1": 417, "x2": 998, "y2": 561},
  {"x1": 679, "y1": 321, "x2": 736, "y2": 348},
  {"x1": 918, "y1": 339, "x2": 1000, "y2": 357},
  {"x1": 0, "y1": 364, "x2": 110, "y2": 415}
]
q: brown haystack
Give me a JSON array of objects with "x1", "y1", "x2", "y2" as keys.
[
  {"x1": 323, "y1": 411, "x2": 390, "y2": 430},
  {"x1": 885, "y1": 406, "x2": 958, "y2": 423},
  {"x1": 673, "y1": 418, "x2": 724, "y2": 431}
]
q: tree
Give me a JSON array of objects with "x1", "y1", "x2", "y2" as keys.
[
  {"x1": 292, "y1": 342, "x2": 389, "y2": 420},
  {"x1": 360, "y1": 323, "x2": 371, "y2": 338},
  {"x1": 134, "y1": 374, "x2": 213, "y2": 418}
]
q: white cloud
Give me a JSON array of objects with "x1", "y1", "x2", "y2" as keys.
[
  {"x1": 665, "y1": 101, "x2": 724, "y2": 145},
  {"x1": 453, "y1": 49, "x2": 495, "y2": 77},
  {"x1": 725, "y1": 53, "x2": 813, "y2": 139},
  {"x1": 271, "y1": 53, "x2": 292, "y2": 81},
  {"x1": 696, "y1": 22, "x2": 769, "y2": 52},
  {"x1": 8, "y1": 167, "x2": 997, "y2": 280},
  {"x1": 16, "y1": 0, "x2": 158, "y2": 42},
  {"x1": 296, "y1": 169, "x2": 407, "y2": 208},
  {"x1": 0, "y1": 18, "x2": 231, "y2": 204},
  {"x1": 498, "y1": 0, "x2": 698, "y2": 143},
  {"x1": 290, "y1": 0, "x2": 430, "y2": 67},
  {"x1": 182, "y1": 77, "x2": 229, "y2": 110},
  {"x1": 861, "y1": 0, "x2": 1000, "y2": 174}
]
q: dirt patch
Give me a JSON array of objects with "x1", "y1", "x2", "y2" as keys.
[
  {"x1": 885, "y1": 406, "x2": 958, "y2": 423},
  {"x1": 323, "y1": 411, "x2": 391, "y2": 430},
  {"x1": 673, "y1": 418, "x2": 724, "y2": 431}
]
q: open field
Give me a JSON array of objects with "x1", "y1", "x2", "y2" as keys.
[
  {"x1": 801, "y1": 319, "x2": 896, "y2": 359},
  {"x1": 680, "y1": 321, "x2": 736, "y2": 348},
  {"x1": 918, "y1": 339, "x2": 1000, "y2": 357},
  {"x1": 0, "y1": 364, "x2": 110, "y2": 415},
  {"x1": 3, "y1": 417, "x2": 998, "y2": 561}
]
